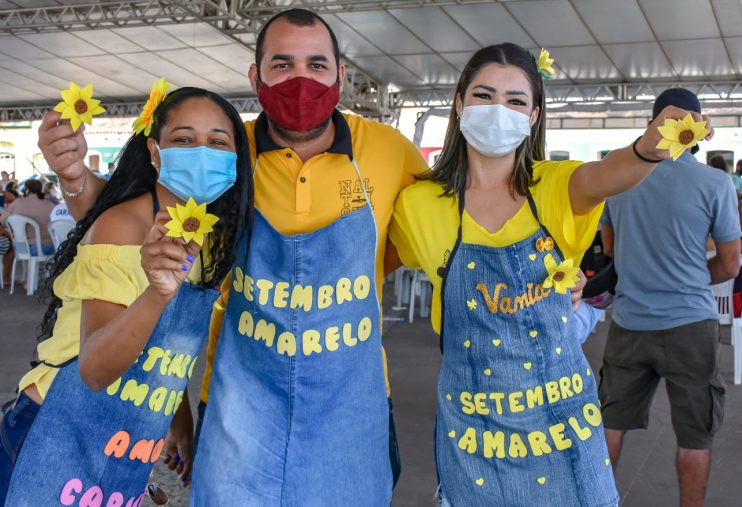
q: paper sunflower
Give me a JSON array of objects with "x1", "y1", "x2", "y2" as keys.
[
  {"x1": 656, "y1": 113, "x2": 709, "y2": 161},
  {"x1": 53, "y1": 82, "x2": 105, "y2": 132},
  {"x1": 535, "y1": 48, "x2": 556, "y2": 79},
  {"x1": 542, "y1": 254, "x2": 579, "y2": 295},
  {"x1": 164, "y1": 197, "x2": 219, "y2": 246},
  {"x1": 133, "y1": 78, "x2": 172, "y2": 136}
]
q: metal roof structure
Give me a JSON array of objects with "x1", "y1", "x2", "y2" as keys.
[{"x1": 3, "y1": 0, "x2": 742, "y2": 123}]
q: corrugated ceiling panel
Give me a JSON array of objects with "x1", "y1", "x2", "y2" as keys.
[
  {"x1": 155, "y1": 48, "x2": 249, "y2": 92},
  {"x1": 334, "y1": 11, "x2": 429, "y2": 55},
  {"x1": 0, "y1": 66, "x2": 59, "y2": 99},
  {"x1": 116, "y1": 52, "x2": 228, "y2": 94},
  {"x1": 663, "y1": 38, "x2": 734, "y2": 78},
  {"x1": 440, "y1": 51, "x2": 477, "y2": 73},
  {"x1": 639, "y1": 0, "x2": 719, "y2": 40},
  {"x1": 0, "y1": 58, "x2": 72, "y2": 90},
  {"x1": 197, "y1": 44, "x2": 254, "y2": 79},
  {"x1": 67, "y1": 55, "x2": 161, "y2": 94},
  {"x1": 387, "y1": 7, "x2": 480, "y2": 53},
  {"x1": 323, "y1": 14, "x2": 385, "y2": 58},
  {"x1": 720, "y1": 36, "x2": 742, "y2": 74},
  {"x1": 74, "y1": 29, "x2": 145, "y2": 54},
  {"x1": 443, "y1": 4, "x2": 535, "y2": 48},
  {"x1": 346, "y1": 55, "x2": 423, "y2": 88},
  {"x1": 603, "y1": 42, "x2": 676, "y2": 79},
  {"x1": 712, "y1": 0, "x2": 742, "y2": 38},
  {"x1": 111, "y1": 27, "x2": 188, "y2": 51},
  {"x1": 394, "y1": 54, "x2": 460, "y2": 85},
  {"x1": 19, "y1": 57, "x2": 139, "y2": 97},
  {"x1": 571, "y1": 0, "x2": 654, "y2": 44},
  {"x1": 550, "y1": 45, "x2": 621, "y2": 81},
  {"x1": 506, "y1": 0, "x2": 595, "y2": 47},
  {"x1": 17, "y1": 32, "x2": 106, "y2": 58},
  {"x1": 159, "y1": 23, "x2": 236, "y2": 48},
  {"x1": 0, "y1": 36, "x2": 56, "y2": 59}
]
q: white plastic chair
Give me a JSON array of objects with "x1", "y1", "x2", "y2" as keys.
[
  {"x1": 6, "y1": 215, "x2": 52, "y2": 296},
  {"x1": 408, "y1": 269, "x2": 432, "y2": 323},
  {"x1": 392, "y1": 267, "x2": 415, "y2": 311},
  {"x1": 711, "y1": 278, "x2": 741, "y2": 384},
  {"x1": 48, "y1": 220, "x2": 75, "y2": 250}
]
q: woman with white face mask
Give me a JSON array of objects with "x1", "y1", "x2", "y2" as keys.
[{"x1": 388, "y1": 43, "x2": 710, "y2": 506}]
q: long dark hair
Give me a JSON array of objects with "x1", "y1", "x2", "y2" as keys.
[
  {"x1": 38, "y1": 87, "x2": 253, "y2": 341},
  {"x1": 23, "y1": 179, "x2": 45, "y2": 199},
  {"x1": 425, "y1": 43, "x2": 547, "y2": 197}
]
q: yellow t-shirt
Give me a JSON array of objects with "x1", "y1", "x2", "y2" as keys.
[
  {"x1": 199, "y1": 112, "x2": 429, "y2": 403},
  {"x1": 18, "y1": 245, "x2": 149, "y2": 399},
  {"x1": 388, "y1": 160, "x2": 604, "y2": 334}
]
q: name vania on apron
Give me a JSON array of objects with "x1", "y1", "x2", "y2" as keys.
[
  {"x1": 6, "y1": 283, "x2": 218, "y2": 507},
  {"x1": 191, "y1": 156, "x2": 391, "y2": 506},
  {"x1": 435, "y1": 194, "x2": 618, "y2": 507}
]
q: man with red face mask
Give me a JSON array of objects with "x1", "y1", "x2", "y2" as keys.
[{"x1": 37, "y1": 8, "x2": 429, "y2": 505}]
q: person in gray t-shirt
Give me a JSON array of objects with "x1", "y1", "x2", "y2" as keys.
[{"x1": 599, "y1": 88, "x2": 741, "y2": 507}]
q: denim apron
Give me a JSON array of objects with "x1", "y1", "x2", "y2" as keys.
[
  {"x1": 191, "y1": 158, "x2": 390, "y2": 506},
  {"x1": 436, "y1": 194, "x2": 618, "y2": 507},
  {"x1": 5, "y1": 190, "x2": 219, "y2": 506}
]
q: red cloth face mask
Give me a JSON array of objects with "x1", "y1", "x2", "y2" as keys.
[{"x1": 257, "y1": 76, "x2": 340, "y2": 132}]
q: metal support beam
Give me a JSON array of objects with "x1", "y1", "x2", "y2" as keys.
[
  {"x1": 0, "y1": 0, "x2": 394, "y2": 119},
  {"x1": 394, "y1": 80, "x2": 742, "y2": 111},
  {"x1": 233, "y1": 0, "x2": 501, "y2": 19},
  {"x1": 0, "y1": 96, "x2": 263, "y2": 123}
]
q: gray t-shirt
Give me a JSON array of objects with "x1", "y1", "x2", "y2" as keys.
[{"x1": 601, "y1": 152, "x2": 740, "y2": 331}]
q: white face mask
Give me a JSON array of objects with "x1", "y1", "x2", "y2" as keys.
[{"x1": 459, "y1": 104, "x2": 532, "y2": 158}]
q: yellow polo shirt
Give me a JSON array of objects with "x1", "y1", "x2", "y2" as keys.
[
  {"x1": 199, "y1": 111, "x2": 429, "y2": 402},
  {"x1": 389, "y1": 160, "x2": 604, "y2": 334}
]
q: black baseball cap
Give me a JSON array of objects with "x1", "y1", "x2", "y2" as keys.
[{"x1": 652, "y1": 88, "x2": 701, "y2": 120}]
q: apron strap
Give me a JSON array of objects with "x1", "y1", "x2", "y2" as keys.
[
  {"x1": 437, "y1": 193, "x2": 466, "y2": 354},
  {"x1": 525, "y1": 193, "x2": 565, "y2": 260},
  {"x1": 151, "y1": 189, "x2": 160, "y2": 215}
]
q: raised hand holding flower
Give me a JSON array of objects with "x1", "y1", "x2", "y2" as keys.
[{"x1": 53, "y1": 82, "x2": 105, "y2": 132}]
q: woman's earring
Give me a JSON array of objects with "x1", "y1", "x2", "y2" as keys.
[{"x1": 151, "y1": 161, "x2": 158, "y2": 169}]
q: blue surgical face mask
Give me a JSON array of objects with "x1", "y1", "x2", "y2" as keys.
[{"x1": 156, "y1": 145, "x2": 237, "y2": 204}]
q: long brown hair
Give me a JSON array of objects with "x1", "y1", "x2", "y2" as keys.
[{"x1": 426, "y1": 43, "x2": 546, "y2": 197}]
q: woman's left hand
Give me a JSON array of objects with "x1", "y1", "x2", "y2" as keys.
[
  {"x1": 636, "y1": 105, "x2": 714, "y2": 161},
  {"x1": 571, "y1": 269, "x2": 587, "y2": 311}
]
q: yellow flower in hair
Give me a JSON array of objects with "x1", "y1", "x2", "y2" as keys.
[
  {"x1": 535, "y1": 48, "x2": 556, "y2": 79},
  {"x1": 133, "y1": 78, "x2": 172, "y2": 136},
  {"x1": 542, "y1": 254, "x2": 579, "y2": 295},
  {"x1": 53, "y1": 82, "x2": 105, "y2": 132},
  {"x1": 164, "y1": 197, "x2": 219, "y2": 246},
  {"x1": 656, "y1": 113, "x2": 709, "y2": 161}
]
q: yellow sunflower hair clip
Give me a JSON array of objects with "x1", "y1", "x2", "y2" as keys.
[
  {"x1": 534, "y1": 48, "x2": 556, "y2": 80},
  {"x1": 53, "y1": 82, "x2": 106, "y2": 132},
  {"x1": 132, "y1": 78, "x2": 173, "y2": 137}
]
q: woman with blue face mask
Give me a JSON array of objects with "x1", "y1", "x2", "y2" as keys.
[
  {"x1": 0, "y1": 85, "x2": 252, "y2": 506},
  {"x1": 388, "y1": 43, "x2": 710, "y2": 506}
]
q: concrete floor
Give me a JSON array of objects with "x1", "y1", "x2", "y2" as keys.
[{"x1": 2, "y1": 285, "x2": 742, "y2": 506}]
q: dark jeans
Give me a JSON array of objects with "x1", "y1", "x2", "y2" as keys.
[
  {"x1": 0, "y1": 392, "x2": 40, "y2": 504},
  {"x1": 193, "y1": 397, "x2": 403, "y2": 489}
]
